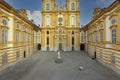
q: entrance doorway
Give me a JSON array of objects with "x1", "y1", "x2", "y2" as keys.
[
  {"x1": 72, "y1": 47, "x2": 74, "y2": 51},
  {"x1": 59, "y1": 43, "x2": 62, "y2": 51},
  {"x1": 92, "y1": 51, "x2": 97, "y2": 59},
  {"x1": 94, "y1": 51, "x2": 97, "y2": 59},
  {"x1": 38, "y1": 43, "x2": 41, "y2": 50},
  {"x1": 24, "y1": 51, "x2": 26, "y2": 58},
  {"x1": 80, "y1": 44, "x2": 85, "y2": 50}
]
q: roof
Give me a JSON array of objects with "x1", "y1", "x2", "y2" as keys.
[
  {"x1": 86, "y1": 0, "x2": 120, "y2": 27},
  {"x1": 0, "y1": 0, "x2": 14, "y2": 9},
  {"x1": 0, "y1": 0, "x2": 41, "y2": 31}
]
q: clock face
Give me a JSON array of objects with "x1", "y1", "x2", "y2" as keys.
[{"x1": 58, "y1": 17, "x2": 62, "y2": 22}]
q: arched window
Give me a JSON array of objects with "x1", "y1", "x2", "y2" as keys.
[
  {"x1": 111, "y1": 29, "x2": 116, "y2": 44},
  {"x1": 47, "y1": 31, "x2": 49, "y2": 34},
  {"x1": 16, "y1": 31, "x2": 19, "y2": 43},
  {"x1": 111, "y1": 18, "x2": 116, "y2": 25},
  {"x1": 100, "y1": 31, "x2": 103, "y2": 43},
  {"x1": 2, "y1": 29, "x2": 8, "y2": 44},
  {"x1": 16, "y1": 23, "x2": 20, "y2": 29},
  {"x1": 71, "y1": 3, "x2": 75, "y2": 10},
  {"x1": 46, "y1": 3, "x2": 50, "y2": 10},
  {"x1": 100, "y1": 22, "x2": 103, "y2": 29},
  {"x1": 94, "y1": 26, "x2": 97, "y2": 31},
  {"x1": 22, "y1": 26, "x2": 26, "y2": 31}
]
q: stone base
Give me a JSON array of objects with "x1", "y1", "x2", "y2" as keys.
[{"x1": 55, "y1": 58, "x2": 63, "y2": 64}]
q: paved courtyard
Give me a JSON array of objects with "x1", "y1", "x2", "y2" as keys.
[{"x1": 0, "y1": 51, "x2": 120, "y2": 80}]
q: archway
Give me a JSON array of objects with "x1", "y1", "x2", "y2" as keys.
[
  {"x1": 59, "y1": 43, "x2": 62, "y2": 51},
  {"x1": 38, "y1": 43, "x2": 41, "y2": 50},
  {"x1": 80, "y1": 44, "x2": 85, "y2": 50}
]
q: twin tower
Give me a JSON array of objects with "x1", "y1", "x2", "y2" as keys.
[{"x1": 41, "y1": 0, "x2": 80, "y2": 51}]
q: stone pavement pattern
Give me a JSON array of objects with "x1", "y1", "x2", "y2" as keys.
[{"x1": 0, "y1": 51, "x2": 120, "y2": 80}]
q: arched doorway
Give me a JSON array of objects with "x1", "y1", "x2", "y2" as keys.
[
  {"x1": 59, "y1": 43, "x2": 62, "y2": 51},
  {"x1": 38, "y1": 43, "x2": 41, "y2": 50},
  {"x1": 80, "y1": 44, "x2": 85, "y2": 50}
]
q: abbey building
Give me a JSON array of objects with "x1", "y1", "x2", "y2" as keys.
[{"x1": 41, "y1": 0, "x2": 80, "y2": 51}]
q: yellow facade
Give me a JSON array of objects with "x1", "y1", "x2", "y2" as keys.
[
  {"x1": 41, "y1": 0, "x2": 80, "y2": 51},
  {"x1": 0, "y1": 1, "x2": 40, "y2": 67},
  {"x1": 82, "y1": 0, "x2": 120, "y2": 74}
]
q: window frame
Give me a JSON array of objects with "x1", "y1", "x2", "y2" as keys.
[
  {"x1": 111, "y1": 29, "x2": 116, "y2": 44},
  {"x1": 71, "y1": 3, "x2": 75, "y2": 10},
  {"x1": 2, "y1": 29, "x2": 8, "y2": 44},
  {"x1": 46, "y1": 3, "x2": 50, "y2": 10},
  {"x1": 100, "y1": 31, "x2": 103, "y2": 43}
]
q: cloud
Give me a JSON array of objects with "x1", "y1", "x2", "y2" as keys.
[
  {"x1": 27, "y1": 10, "x2": 42, "y2": 27},
  {"x1": 96, "y1": 0, "x2": 109, "y2": 7}
]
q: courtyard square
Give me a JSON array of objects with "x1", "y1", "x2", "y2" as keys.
[{"x1": 0, "y1": 51, "x2": 120, "y2": 80}]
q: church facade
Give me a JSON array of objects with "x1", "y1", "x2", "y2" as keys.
[{"x1": 41, "y1": 0, "x2": 80, "y2": 51}]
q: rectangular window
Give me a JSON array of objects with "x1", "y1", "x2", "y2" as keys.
[
  {"x1": 2, "y1": 30, "x2": 8, "y2": 44},
  {"x1": 2, "y1": 54, "x2": 8, "y2": 64},
  {"x1": 94, "y1": 33, "x2": 98, "y2": 43},
  {"x1": 99, "y1": 52, "x2": 102, "y2": 59},
  {"x1": 100, "y1": 32, "x2": 103, "y2": 43},
  {"x1": 16, "y1": 31, "x2": 19, "y2": 43},
  {"x1": 23, "y1": 32, "x2": 26, "y2": 43},
  {"x1": 72, "y1": 37, "x2": 74, "y2": 45},
  {"x1": 112, "y1": 29, "x2": 116, "y2": 44},
  {"x1": 16, "y1": 51, "x2": 20, "y2": 59},
  {"x1": 71, "y1": 16, "x2": 75, "y2": 25},
  {"x1": 46, "y1": 16, "x2": 50, "y2": 26},
  {"x1": 111, "y1": 56, "x2": 115, "y2": 64},
  {"x1": 28, "y1": 34, "x2": 30, "y2": 42}
]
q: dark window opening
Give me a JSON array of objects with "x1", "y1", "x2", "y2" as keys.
[
  {"x1": 24, "y1": 51, "x2": 26, "y2": 58},
  {"x1": 47, "y1": 31, "x2": 49, "y2": 34},
  {"x1": 47, "y1": 37, "x2": 49, "y2": 45},
  {"x1": 72, "y1": 37, "x2": 74, "y2": 45}
]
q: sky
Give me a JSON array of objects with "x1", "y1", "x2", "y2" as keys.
[{"x1": 5, "y1": 0, "x2": 115, "y2": 26}]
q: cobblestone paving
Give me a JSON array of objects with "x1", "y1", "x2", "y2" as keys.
[{"x1": 0, "y1": 51, "x2": 120, "y2": 80}]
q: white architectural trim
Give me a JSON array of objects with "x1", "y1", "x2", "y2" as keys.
[
  {"x1": 45, "y1": 15, "x2": 50, "y2": 27},
  {"x1": 106, "y1": 16, "x2": 111, "y2": 42},
  {"x1": 70, "y1": 14, "x2": 76, "y2": 27}
]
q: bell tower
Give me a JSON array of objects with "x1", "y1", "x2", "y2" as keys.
[
  {"x1": 42, "y1": 0, "x2": 55, "y2": 11},
  {"x1": 66, "y1": 0, "x2": 80, "y2": 11}
]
